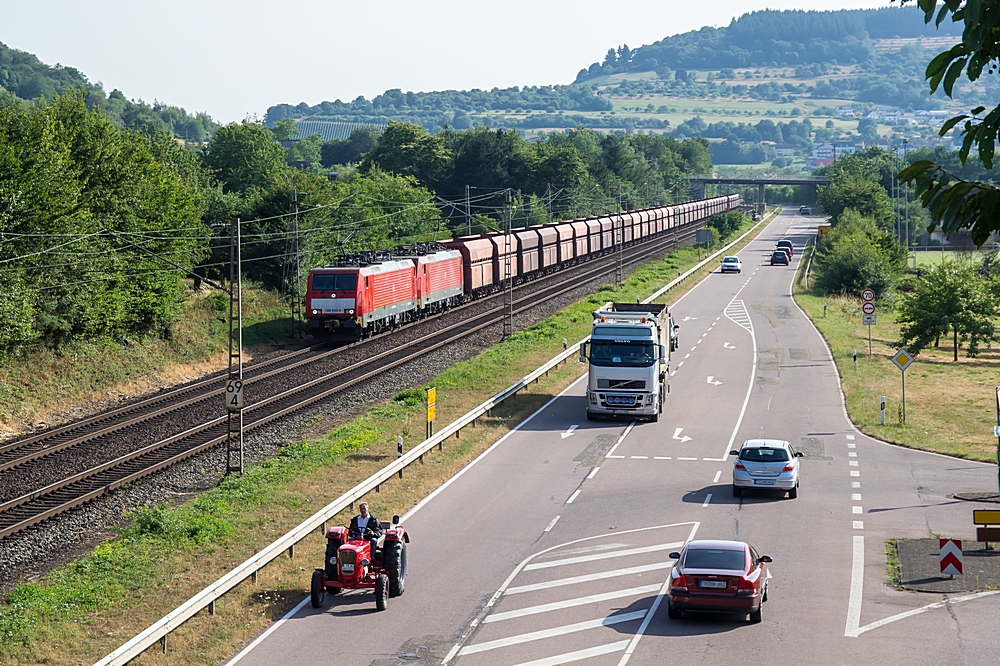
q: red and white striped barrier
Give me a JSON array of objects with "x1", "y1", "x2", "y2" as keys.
[{"x1": 939, "y1": 539, "x2": 963, "y2": 575}]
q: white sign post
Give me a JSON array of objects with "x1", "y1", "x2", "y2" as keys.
[
  {"x1": 890, "y1": 349, "x2": 914, "y2": 425},
  {"x1": 861, "y1": 290, "x2": 876, "y2": 357},
  {"x1": 225, "y1": 379, "x2": 244, "y2": 412}
]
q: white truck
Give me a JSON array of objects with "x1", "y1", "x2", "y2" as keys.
[{"x1": 579, "y1": 302, "x2": 672, "y2": 422}]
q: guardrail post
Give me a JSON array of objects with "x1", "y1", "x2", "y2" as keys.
[
  {"x1": 288, "y1": 544, "x2": 294, "y2": 560},
  {"x1": 321, "y1": 521, "x2": 326, "y2": 534},
  {"x1": 419, "y1": 453, "x2": 424, "y2": 463},
  {"x1": 375, "y1": 484, "x2": 380, "y2": 493},
  {"x1": 209, "y1": 599, "x2": 216, "y2": 616},
  {"x1": 252, "y1": 570, "x2": 258, "y2": 584},
  {"x1": 160, "y1": 636, "x2": 166, "y2": 654}
]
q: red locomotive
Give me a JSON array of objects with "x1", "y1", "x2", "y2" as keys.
[
  {"x1": 311, "y1": 514, "x2": 409, "y2": 611},
  {"x1": 305, "y1": 195, "x2": 742, "y2": 339}
]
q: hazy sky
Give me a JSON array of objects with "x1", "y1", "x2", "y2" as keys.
[{"x1": 1, "y1": 0, "x2": 891, "y2": 122}]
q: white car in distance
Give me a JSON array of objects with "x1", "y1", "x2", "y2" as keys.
[{"x1": 720, "y1": 256, "x2": 742, "y2": 274}]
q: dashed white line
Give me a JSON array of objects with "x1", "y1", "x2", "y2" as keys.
[
  {"x1": 677, "y1": 361, "x2": 684, "y2": 367},
  {"x1": 605, "y1": 422, "x2": 636, "y2": 458},
  {"x1": 853, "y1": 521, "x2": 864, "y2": 529},
  {"x1": 851, "y1": 471, "x2": 860, "y2": 477},
  {"x1": 690, "y1": 346, "x2": 697, "y2": 351},
  {"x1": 702, "y1": 494, "x2": 713, "y2": 507},
  {"x1": 852, "y1": 493, "x2": 862, "y2": 501},
  {"x1": 848, "y1": 452, "x2": 857, "y2": 457},
  {"x1": 846, "y1": 435, "x2": 855, "y2": 440},
  {"x1": 458, "y1": 611, "x2": 647, "y2": 656},
  {"x1": 566, "y1": 490, "x2": 582, "y2": 504},
  {"x1": 684, "y1": 353, "x2": 690, "y2": 359},
  {"x1": 587, "y1": 467, "x2": 600, "y2": 479},
  {"x1": 852, "y1": 482, "x2": 861, "y2": 488},
  {"x1": 630, "y1": 456, "x2": 648, "y2": 459},
  {"x1": 545, "y1": 515, "x2": 561, "y2": 532},
  {"x1": 850, "y1": 461, "x2": 859, "y2": 466},
  {"x1": 678, "y1": 457, "x2": 698, "y2": 461},
  {"x1": 848, "y1": 443, "x2": 856, "y2": 449},
  {"x1": 853, "y1": 506, "x2": 863, "y2": 514},
  {"x1": 713, "y1": 470, "x2": 722, "y2": 483}
]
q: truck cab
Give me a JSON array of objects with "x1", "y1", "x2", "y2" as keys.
[{"x1": 580, "y1": 303, "x2": 670, "y2": 422}]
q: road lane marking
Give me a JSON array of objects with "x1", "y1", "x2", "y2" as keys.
[
  {"x1": 845, "y1": 535, "x2": 865, "y2": 637},
  {"x1": 654, "y1": 456, "x2": 671, "y2": 460},
  {"x1": 850, "y1": 461, "x2": 859, "y2": 466},
  {"x1": 587, "y1": 467, "x2": 600, "y2": 479},
  {"x1": 630, "y1": 456, "x2": 648, "y2": 459},
  {"x1": 458, "y1": 611, "x2": 648, "y2": 656},
  {"x1": 848, "y1": 443, "x2": 856, "y2": 448},
  {"x1": 853, "y1": 506, "x2": 863, "y2": 514},
  {"x1": 702, "y1": 494, "x2": 713, "y2": 507},
  {"x1": 514, "y1": 640, "x2": 631, "y2": 666},
  {"x1": 684, "y1": 353, "x2": 690, "y2": 359},
  {"x1": 672, "y1": 428, "x2": 692, "y2": 443},
  {"x1": 851, "y1": 590, "x2": 1000, "y2": 637},
  {"x1": 615, "y1": 569, "x2": 674, "y2": 666},
  {"x1": 852, "y1": 493, "x2": 862, "y2": 501},
  {"x1": 545, "y1": 515, "x2": 561, "y2": 532},
  {"x1": 678, "y1": 457, "x2": 698, "y2": 461},
  {"x1": 677, "y1": 361, "x2": 684, "y2": 368},
  {"x1": 605, "y1": 422, "x2": 636, "y2": 458},
  {"x1": 691, "y1": 346, "x2": 697, "y2": 351},
  {"x1": 851, "y1": 471, "x2": 860, "y2": 477},
  {"x1": 713, "y1": 470, "x2": 722, "y2": 483},
  {"x1": 720, "y1": 299, "x2": 757, "y2": 459},
  {"x1": 707, "y1": 376, "x2": 722, "y2": 385},
  {"x1": 224, "y1": 596, "x2": 311, "y2": 666},
  {"x1": 566, "y1": 490, "x2": 582, "y2": 504},
  {"x1": 849, "y1": 452, "x2": 857, "y2": 457},
  {"x1": 847, "y1": 435, "x2": 855, "y2": 440},
  {"x1": 852, "y1": 482, "x2": 861, "y2": 488},
  {"x1": 697, "y1": 338, "x2": 704, "y2": 344},
  {"x1": 506, "y1": 562, "x2": 674, "y2": 595},
  {"x1": 561, "y1": 425, "x2": 579, "y2": 439},
  {"x1": 526, "y1": 543, "x2": 684, "y2": 571},
  {"x1": 853, "y1": 521, "x2": 864, "y2": 529}
]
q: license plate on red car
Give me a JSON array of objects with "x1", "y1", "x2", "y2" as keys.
[
  {"x1": 699, "y1": 580, "x2": 727, "y2": 589},
  {"x1": 754, "y1": 479, "x2": 776, "y2": 485}
]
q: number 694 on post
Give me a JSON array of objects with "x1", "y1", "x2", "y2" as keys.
[{"x1": 226, "y1": 379, "x2": 244, "y2": 412}]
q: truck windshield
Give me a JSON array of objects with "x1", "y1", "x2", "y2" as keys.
[
  {"x1": 590, "y1": 340, "x2": 655, "y2": 367},
  {"x1": 312, "y1": 274, "x2": 357, "y2": 291}
]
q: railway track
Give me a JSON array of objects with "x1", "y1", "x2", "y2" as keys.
[{"x1": 0, "y1": 223, "x2": 705, "y2": 540}]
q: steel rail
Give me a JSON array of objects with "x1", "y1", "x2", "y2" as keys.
[{"x1": 93, "y1": 206, "x2": 769, "y2": 666}]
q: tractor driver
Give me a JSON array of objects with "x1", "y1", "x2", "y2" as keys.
[{"x1": 348, "y1": 502, "x2": 382, "y2": 555}]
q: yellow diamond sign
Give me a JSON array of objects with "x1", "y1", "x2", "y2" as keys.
[{"x1": 891, "y1": 348, "x2": 914, "y2": 372}]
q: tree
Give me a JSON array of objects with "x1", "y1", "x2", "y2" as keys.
[
  {"x1": 899, "y1": 0, "x2": 1000, "y2": 244},
  {"x1": 817, "y1": 173, "x2": 893, "y2": 226},
  {"x1": 897, "y1": 262, "x2": 997, "y2": 360},
  {"x1": 812, "y1": 210, "x2": 904, "y2": 298},
  {"x1": 270, "y1": 118, "x2": 299, "y2": 141},
  {"x1": 857, "y1": 117, "x2": 879, "y2": 141},
  {"x1": 321, "y1": 125, "x2": 380, "y2": 167},
  {"x1": 202, "y1": 120, "x2": 287, "y2": 194},
  {"x1": 360, "y1": 121, "x2": 451, "y2": 190}
]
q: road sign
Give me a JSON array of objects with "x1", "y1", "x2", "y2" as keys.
[
  {"x1": 973, "y1": 509, "x2": 1000, "y2": 525},
  {"x1": 978, "y1": 527, "x2": 1000, "y2": 541},
  {"x1": 426, "y1": 387, "x2": 436, "y2": 423},
  {"x1": 861, "y1": 289, "x2": 875, "y2": 302},
  {"x1": 862, "y1": 314, "x2": 876, "y2": 326},
  {"x1": 862, "y1": 302, "x2": 876, "y2": 315},
  {"x1": 225, "y1": 379, "x2": 244, "y2": 412},
  {"x1": 890, "y1": 349, "x2": 914, "y2": 372},
  {"x1": 939, "y1": 539, "x2": 963, "y2": 575}
]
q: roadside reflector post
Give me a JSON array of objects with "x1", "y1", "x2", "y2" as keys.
[
  {"x1": 880, "y1": 396, "x2": 886, "y2": 426},
  {"x1": 208, "y1": 599, "x2": 215, "y2": 616},
  {"x1": 853, "y1": 350, "x2": 858, "y2": 372},
  {"x1": 823, "y1": 301, "x2": 827, "y2": 317},
  {"x1": 397, "y1": 435, "x2": 403, "y2": 479},
  {"x1": 160, "y1": 635, "x2": 166, "y2": 654},
  {"x1": 995, "y1": 387, "x2": 1000, "y2": 497}
]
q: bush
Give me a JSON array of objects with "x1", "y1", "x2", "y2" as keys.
[
  {"x1": 813, "y1": 210, "x2": 903, "y2": 299},
  {"x1": 707, "y1": 211, "x2": 745, "y2": 239}
]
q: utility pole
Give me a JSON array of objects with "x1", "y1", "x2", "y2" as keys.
[
  {"x1": 503, "y1": 190, "x2": 514, "y2": 339},
  {"x1": 546, "y1": 183, "x2": 552, "y2": 223},
  {"x1": 903, "y1": 138, "x2": 909, "y2": 251},
  {"x1": 291, "y1": 191, "x2": 302, "y2": 338},
  {"x1": 465, "y1": 184, "x2": 471, "y2": 236},
  {"x1": 226, "y1": 217, "x2": 244, "y2": 476},
  {"x1": 617, "y1": 183, "x2": 624, "y2": 288}
]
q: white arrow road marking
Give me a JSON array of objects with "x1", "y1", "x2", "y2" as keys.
[
  {"x1": 724, "y1": 342, "x2": 735, "y2": 349},
  {"x1": 672, "y1": 428, "x2": 692, "y2": 443},
  {"x1": 707, "y1": 376, "x2": 722, "y2": 385},
  {"x1": 560, "y1": 425, "x2": 579, "y2": 439}
]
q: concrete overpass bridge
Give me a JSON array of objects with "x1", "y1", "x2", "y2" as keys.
[{"x1": 688, "y1": 175, "x2": 830, "y2": 203}]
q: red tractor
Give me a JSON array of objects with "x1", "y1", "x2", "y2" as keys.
[{"x1": 311, "y1": 514, "x2": 409, "y2": 611}]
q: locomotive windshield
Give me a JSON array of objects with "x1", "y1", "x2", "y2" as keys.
[
  {"x1": 589, "y1": 340, "x2": 655, "y2": 367},
  {"x1": 312, "y1": 274, "x2": 357, "y2": 291}
]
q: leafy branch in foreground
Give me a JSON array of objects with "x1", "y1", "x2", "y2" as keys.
[{"x1": 899, "y1": 160, "x2": 1000, "y2": 247}]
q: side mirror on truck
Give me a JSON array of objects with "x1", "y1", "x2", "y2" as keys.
[
  {"x1": 659, "y1": 345, "x2": 667, "y2": 365},
  {"x1": 579, "y1": 341, "x2": 588, "y2": 364}
]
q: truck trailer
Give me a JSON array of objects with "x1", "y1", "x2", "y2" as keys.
[{"x1": 580, "y1": 302, "x2": 671, "y2": 421}]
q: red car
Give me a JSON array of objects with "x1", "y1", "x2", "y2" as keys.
[
  {"x1": 311, "y1": 515, "x2": 409, "y2": 611},
  {"x1": 666, "y1": 539, "x2": 771, "y2": 623}
]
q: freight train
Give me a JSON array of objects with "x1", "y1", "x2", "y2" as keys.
[{"x1": 305, "y1": 194, "x2": 741, "y2": 340}]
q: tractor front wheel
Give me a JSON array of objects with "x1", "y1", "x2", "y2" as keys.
[
  {"x1": 375, "y1": 573, "x2": 389, "y2": 611},
  {"x1": 384, "y1": 541, "x2": 407, "y2": 597},
  {"x1": 310, "y1": 570, "x2": 325, "y2": 609}
]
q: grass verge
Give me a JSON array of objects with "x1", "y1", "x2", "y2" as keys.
[
  {"x1": 793, "y1": 246, "x2": 999, "y2": 463},
  {"x1": 0, "y1": 284, "x2": 294, "y2": 439},
  {"x1": 0, "y1": 213, "x2": 773, "y2": 666},
  {"x1": 885, "y1": 539, "x2": 902, "y2": 589}
]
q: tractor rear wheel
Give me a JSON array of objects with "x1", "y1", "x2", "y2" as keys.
[
  {"x1": 375, "y1": 574, "x2": 389, "y2": 611},
  {"x1": 384, "y1": 541, "x2": 407, "y2": 597},
  {"x1": 310, "y1": 570, "x2": 325, "y2": 609}
]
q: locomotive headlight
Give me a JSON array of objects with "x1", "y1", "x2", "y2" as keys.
[
  {"x1": 312, "y1": 309, "x2": 319, "y2": 315},
  {"x1": 347, "y1": 309, "x2": 355, "y2": 314}
]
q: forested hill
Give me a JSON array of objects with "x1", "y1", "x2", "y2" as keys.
[
  {"x1": 582, "y1": 6, "x2": 962, "y2": 79},
  {"x1": 0, "y1": 40, "x2": 216, "y2": 141}
]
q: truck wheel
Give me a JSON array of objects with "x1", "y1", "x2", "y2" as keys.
[
  {"x1": 384, "y1": 541, "x2": 407, "y2": 597},
  {"x1": 375, "y1": 574, "x2": 389, "y2": 611},
  {"x1": 310, "y1": 569, "x2": 325, "y2": 609},
  {"x1": 586, "y1": 412, "x2": 595, "y2": 421}
]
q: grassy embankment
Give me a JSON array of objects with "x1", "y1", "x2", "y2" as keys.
[
  {"x1": 0, "y1": 287, "x2": 293, "y2": 439},
  {"x1": 794, "y1": 246, "x2": 998, "y2": 463}
]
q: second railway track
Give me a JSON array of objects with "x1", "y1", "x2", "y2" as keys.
[{"x1": 0, "y1": 223, "x2": 706, "y2": 540}]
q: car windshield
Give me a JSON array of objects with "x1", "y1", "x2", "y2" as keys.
[
  {"x1": 684, "y1": 548, "x2": 746, "y2": 571},
  {"x1": 590, "y1": 340, "x2": 656, "y2": 367},
  {"x1": 312, "y1": 274, "x2": 357, "y2": 291},
  {"x1": 723, "y1": 257, "x2": 738, "y2": 263},
  {"x1": 772, "y1": 251, "x2": 786, "y2": 258},
  {"x1": 740, "y1": 447, "x2": 790, "y2": 462},
  {"x1": 777, "y1": 241, "x2": 792, "y2": 248}
]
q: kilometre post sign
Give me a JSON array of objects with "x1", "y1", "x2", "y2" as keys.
[{"x1": 225, "y1": 379, "x2": 244, "y2": 412}]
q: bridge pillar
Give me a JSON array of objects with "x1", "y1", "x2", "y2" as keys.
[{"x1": 758, "y1": 183, "x2": 765, "y2": 206}]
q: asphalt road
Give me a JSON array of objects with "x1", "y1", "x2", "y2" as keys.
[{"x1": 227, "y1": 209, "x2": 1000, "y2": 666}]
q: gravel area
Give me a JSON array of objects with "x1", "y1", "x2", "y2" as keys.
[{"x1": 0, "y1": 245, "x2": 670, "y2": 593}]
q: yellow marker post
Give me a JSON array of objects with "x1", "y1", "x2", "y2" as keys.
[{"x1": 426, "y1": 387, "x2": 436, "y2": 438}]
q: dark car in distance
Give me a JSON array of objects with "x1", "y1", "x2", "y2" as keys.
[
  {"x1": 667, "y1": 539, "x2": 771, "y2": 623},
  {"x1": 770, "y1": 250, "x2": 789, "y2": 265}
]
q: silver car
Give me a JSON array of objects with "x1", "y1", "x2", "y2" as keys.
[
  {"x1": 730, "y1": 439, "x2": 802, "y2": 498},
  {"x1": 720, "y1": 256, "x2": 742, "y2": 273}
]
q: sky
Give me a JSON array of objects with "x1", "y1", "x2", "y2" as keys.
[{"x1": 1, "y1": 0, "x2": 892, "y2": 122}]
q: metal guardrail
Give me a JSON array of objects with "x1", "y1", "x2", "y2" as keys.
[{"x1": 94, "y1": 207, "x2": 777, "y2": 666}]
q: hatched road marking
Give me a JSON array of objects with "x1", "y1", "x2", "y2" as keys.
[
  {"x1": 525, "y1": 543, "x2": 684, "y2": 571},
  {"x1": 506, "y1": 562, "x2": 674, "y2": 595},
  {"x1": 457, "y1": 612, "x2": 647, "y2": 656},
  {"x1": 484, "y1": 586, "x2": 661, "y2": 624},
  {"x1": 514, "y1": 641, "x2": 631, "y2": 666}
]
